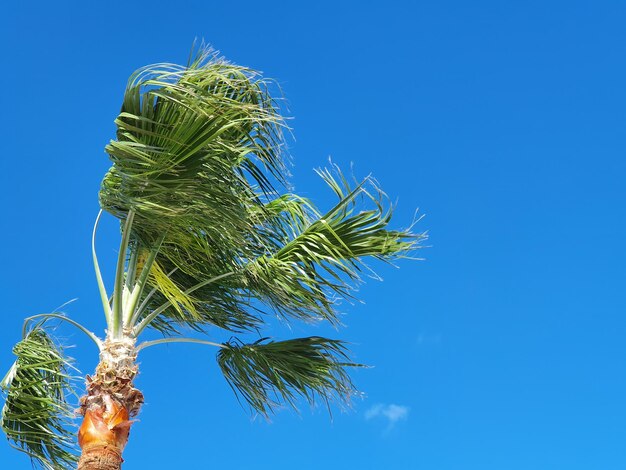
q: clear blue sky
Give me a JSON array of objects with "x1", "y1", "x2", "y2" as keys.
[{"x1": 1, "y1": 1, "x2": 625, "y2": 469}]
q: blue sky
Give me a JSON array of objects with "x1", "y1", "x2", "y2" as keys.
[{"x1": 1, "y1": 1, "x2": 626, "y2": 469}]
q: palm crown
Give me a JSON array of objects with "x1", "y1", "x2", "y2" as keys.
[{"x1": 1, "y1": 48, "x2": 425, "y2": 469}]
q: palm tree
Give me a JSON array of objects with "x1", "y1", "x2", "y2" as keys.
[{"x1": 1, "y1": 48, "x2": 425, "y2": 470}]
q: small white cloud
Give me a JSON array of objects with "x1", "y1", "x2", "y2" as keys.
[{"x1": 365, "y1": 403, "x2": 409, "y2": 431}]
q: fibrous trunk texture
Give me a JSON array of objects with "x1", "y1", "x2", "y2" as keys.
[{"x1": 78, "y1": 338, "x2": 144, "y2": 470}]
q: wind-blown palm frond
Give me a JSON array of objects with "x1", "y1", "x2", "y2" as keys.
[
  {"x1": 147, "y1": 259, "x2": 197, "y2": 319},
  {"x1": 136, "y1": 264, "x2": 261, "y2": 335},
  {"x1": 133, "y1": 166, "x2": 424, "y2": 335},
  {"x1": 242, "y1": 166, "x2": 423, "y2": 324},
  {"x1": 100, "y1": 48, "x2": 286, "y2": 282},
  {"x1": 1, "y1": 327, "x2": 78, "y2": 470},
  {"x1": 217, "y1": 337, "x2": 361, "y2": 417}
]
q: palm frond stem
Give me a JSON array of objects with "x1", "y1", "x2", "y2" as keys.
[
  {"x1": 125, "y1": 245, "x2": 140, "y2": 291},
  {"x1": 22, "y1": 314, "x2": 103, "y2": 350},
  {"x1": 136, "y1": 337, "x2": 223, "y2": 352},
  {"x1": 111, "y1": 209, "x2": 135, "y2": 338},
  {"x1": 91, "y1": 210, "x2": 112, "y2": 325},
  {"x1": 123, "y1": 235, "x2": 165, "y2": 329}
]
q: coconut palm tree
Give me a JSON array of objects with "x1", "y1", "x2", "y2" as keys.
[{"x1": 0, "y1": 48, "x2": 425, "y2": 470}]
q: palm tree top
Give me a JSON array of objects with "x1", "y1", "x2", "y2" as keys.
[{"x1": 1, "y1": 46, "x2": 426, "y2": 469}]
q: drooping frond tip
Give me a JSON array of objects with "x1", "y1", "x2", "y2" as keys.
[
  {"x1": 217, "y1": 337, "x2": 363, "y2": 417},
  {"x1": 1, "y1": 327, "x2": 78, "y2": 470}
]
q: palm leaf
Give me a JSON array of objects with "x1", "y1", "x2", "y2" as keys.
[
  {"x1": 100, "y1": 48, "x2": 287, "y2": 283},
  {"x1": 242, "y1": 166, "x2": 424, "y2": 325},
  {"x1": 147, "y1": 259, "x2": 197, "y2": 319},
  {"x1": 136, "y1": 264, "x2": 262, "y2": 335},
  {"x1": 1, "y1": 326, "x2": 78, "y2": 469},
  {"x1": 137, "y1": 166, "x2": 424, "y2": 334},
  {"x1": 217, "y1": 337, "x2": 361, "y2": 417}
]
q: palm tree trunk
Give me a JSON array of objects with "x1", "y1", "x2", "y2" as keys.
[{"x1": 78, "y1": 338, "x2": 143, "y2": 470}]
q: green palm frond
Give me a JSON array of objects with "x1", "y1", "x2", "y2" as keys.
[
  {"x1": 148, "y1": 259, "x2": 198, "y2": 319},
  {"x1": 217, "y1": 337, "x2": 361, "y2": 417},
  {"x1": 136, "y1": 265, "x2": 261, "y2": 335},
  {"x1": 99, "y1": 48, "x2": 287, "y2": 282},
  {"x1": 1, "y1": 327, "x2": 78, "y2": 470},
  {"x1": 243, "y1": 166, "x2": 424, "y2": 325},
  {"x1": 135, "y1": 166, "x2": 424, "y2": 335}
]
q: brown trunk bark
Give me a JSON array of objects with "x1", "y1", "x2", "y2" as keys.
[
  {"x1": 78, "y1": 445, "x2": 123, "y2": 470},
  {"x1": 77, "y1": 338, "x2": 144, "y2": 470}
]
